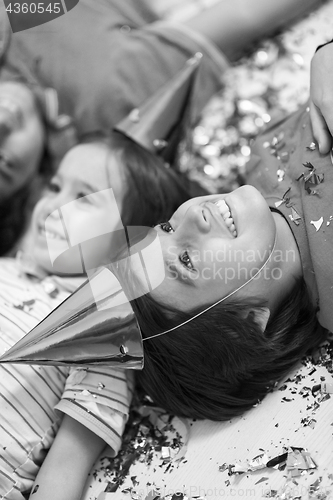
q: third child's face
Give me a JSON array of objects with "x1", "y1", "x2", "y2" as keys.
[
  {"x1": 0, "y1": 82, "x2": 45, "y2": 199},
  {"x1": 31, "y1": 143, "x2": 126, "y2": 275}
]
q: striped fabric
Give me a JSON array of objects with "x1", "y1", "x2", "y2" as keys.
[{"x1": 0, "y1": 258, "x2": 133, "y2": 500}]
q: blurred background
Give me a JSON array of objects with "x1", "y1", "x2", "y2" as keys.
[{"x1": 146, "y1": 0, "x2": 333, "y2": 193}]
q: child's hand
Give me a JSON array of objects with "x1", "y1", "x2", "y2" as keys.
[{"x1": 310, "y1": 42, "x2": 333, "y2": 155}]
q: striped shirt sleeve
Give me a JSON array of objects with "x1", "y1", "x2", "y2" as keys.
[{"x1": 54, "y1": 366, "x2": 134, "y2": 454}]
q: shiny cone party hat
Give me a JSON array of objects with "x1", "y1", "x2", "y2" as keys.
[
  {"x1": 114, "y1": 52, "x2": 202, "y2": 164},
  {"x1": 0, "y1": 225, "x2": 166, "y2": 369}
]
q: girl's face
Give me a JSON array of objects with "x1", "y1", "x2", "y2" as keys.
[
  {"x1": 0, "y1": 82, "x2": 45, "y2": 199},
  {"x1": 30, "y1": 143, "x2": 126, "y2": 275},
  {"x1": 152, "y1": 185, "x2": 289, "y2": 310}
]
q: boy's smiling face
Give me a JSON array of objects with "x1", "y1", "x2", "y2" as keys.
[
  {"x1": 30, "y1": 142, "x2": 126, "y2": 275},
  {"x1": 151, "y1": 185, "x2": 300, "y2": 312}
]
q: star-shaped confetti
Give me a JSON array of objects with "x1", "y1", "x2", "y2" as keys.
[{"x1": 310, "y1": 217, "x2": 324, "y2": 232}]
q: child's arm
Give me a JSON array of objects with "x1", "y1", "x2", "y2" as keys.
[
  {"x1": 28, "y1": 414, "x2": 105, "y2": 500},
  {"x1": 184, "y1": 0, "x2": 322, "y2": 61},
  {"x1": 310, "y1": 41, "x2": 333, "y2": 154}
]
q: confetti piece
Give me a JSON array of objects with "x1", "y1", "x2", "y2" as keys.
[
  {"x1": 228, "y1": 463, "x2": 247, "y2": 475},
  {"x1": 144, "y1": 491, "x2": 161, "y2": 500},
  {"x1": 310, "y1": 217, "x2": 323, "y2": 231},
  {"x1": 248, "y1": 453, "x2": 268, "y2": 470},
  {"x1": 318, "y1": 393, "x2": 331, "y2": 403},
  {"x1": 303, "y1": 161, "x2": 315, "y2": 170},
  {"x1": 266, "y1": 453, "x2": 287, "y2": 468},
  {"x1": 31, "y1": 485, "x2": 39, "y2": 495},
  {"x1": 301, "y1": 417, "x2": 317, "y2": 428},
  {"x1": 306, "y1": 142, "x2": 316, "y2": 151},
  {"x1": 280, "y1": 151, "x2": 290, "y2": 162},
  {"x1": 277, "y1": 169, "x2": 285, "y2": 181},
  {"x1": 255, "y1": 477, "x2": 269, "y2": 485},
  {"x1": 320, "y1": 382, "x2": 333, "y2": 394},
  {"x1": 288, "y1": 207, "x2": 302, "y2": 225},
  {"x1": 313, "y1": 173, "x2": 324, "y2": 184},
  {"x1": 309, "y1": 477, "x2": 323, "y2": 496},
  {"x1": 176, "y1": 494, "x2": 188, "y2": 500},
  {"x1": 306, "y1": 187, "x2": 318, "y2": 195},
  {"x1": 42, "y1": 281, "x2": 59, "y2": 298},
  {"x1": 161, "y1": 447, "x2": 172, "y2": 460},
  {"x1": 292, "y1": 53, "x2": 304, "y2": 67},
  {"x1": 262, "y1": 490, "x2": 278, "y2": 498}
]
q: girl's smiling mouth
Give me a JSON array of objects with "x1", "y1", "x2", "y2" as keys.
[{"x1": 38, "y1": 225, "x2": 66, "y2": 242}]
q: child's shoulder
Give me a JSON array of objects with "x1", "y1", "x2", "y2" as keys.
[{"x1": 0, "y1": 256, "x2": 24, "y2": 280}]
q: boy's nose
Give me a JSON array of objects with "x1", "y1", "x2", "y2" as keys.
[{"x1": 183, "y1": 204, "x2": 210, "y2": 234}]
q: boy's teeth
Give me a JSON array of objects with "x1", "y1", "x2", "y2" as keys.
[
  {"x1": 215, "y1": 199, "x2": 229, "y2": 213},
  {"x1": 214, "y1": 199, "x2": 237, "y2": 237}
]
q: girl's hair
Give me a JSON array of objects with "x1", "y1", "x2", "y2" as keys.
[
  {"x1": 0, "y1": 110, "x2": 52, "y2": 256},
  {"x1": 0, "y1": 185, "x2": 31, "y2": 255},
  {"x1": 133, "y1": 279, "x2": 327, "y2": 420},
  {"x1": 84, "y1": 130, "x2": 207, "y2": 226}
]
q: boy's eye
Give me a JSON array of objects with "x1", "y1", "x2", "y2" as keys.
[
  {"x1": 179, "y1": 250, "x2": 194, "y2": 271},
  {"x1": 159, "y1": 221, "x2": 174, "y2": 233}
]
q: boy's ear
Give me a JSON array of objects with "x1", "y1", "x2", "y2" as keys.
[{"x1": 246, "y1": 307, "x2": 270, "y2": 332}]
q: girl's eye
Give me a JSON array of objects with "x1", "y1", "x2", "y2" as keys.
[
  {"x1": 159, "y1": 221, "x2": 174, "y2": 233},
  {"x1": 77, "y1": 192, "x2": 90, "y2": 202},
  {"x1": 179, "y1": 250, "x2": 194, "y2": 271},
  {"x1": 0, "y1": 152, "x2": 11, "y2": 169},
  {"x1": 47, "y1": 181, "x2": 60, "y2": 193}
]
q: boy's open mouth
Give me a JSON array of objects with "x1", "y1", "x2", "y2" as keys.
[{"x1": 214, "y1": 199, "x2": 237, "y2": 237}]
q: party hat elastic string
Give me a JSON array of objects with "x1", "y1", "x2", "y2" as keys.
[{"x1": 143, "y1": 231, "x2": 277, "y2": 341}]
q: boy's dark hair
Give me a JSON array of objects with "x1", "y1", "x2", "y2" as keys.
[
  {"x1": 105, "y1": 131, "x2": 207, "y2": 226},
  {"x1": 133, "y1": 279, "x2": 327, "y2": 421}
]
